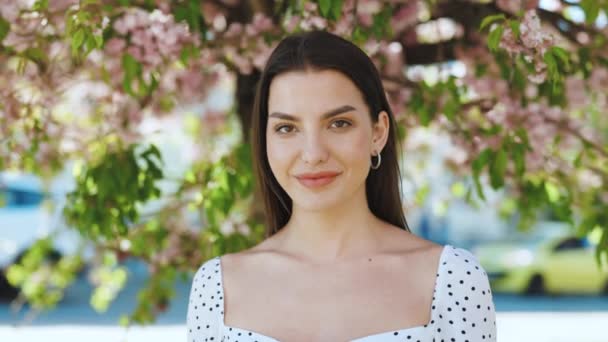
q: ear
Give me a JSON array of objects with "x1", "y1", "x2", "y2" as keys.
[{"x1": 371, "y1": 110, "x2": 390, "y2": 154}]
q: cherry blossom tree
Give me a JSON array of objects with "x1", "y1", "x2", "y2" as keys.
[{"x1": 1, "y1": 0, "x2": 607, "y2": 324}]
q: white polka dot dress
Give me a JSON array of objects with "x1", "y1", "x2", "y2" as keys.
[{"x1": 187, "y1": 244, "x2": 497, "y2": 341}]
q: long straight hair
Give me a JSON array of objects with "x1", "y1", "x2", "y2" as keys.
[{"x1": 250, "y1": 30, "x2": 410, "y2": 237}]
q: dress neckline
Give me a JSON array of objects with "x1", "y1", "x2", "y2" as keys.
[{"x1": 216, "y1": 244, "x2": 452, "y2": 342}]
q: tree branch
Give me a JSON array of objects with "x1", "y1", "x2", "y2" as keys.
[{"x1": 536, "y1": 8, "x2": 603, "y2": 45}]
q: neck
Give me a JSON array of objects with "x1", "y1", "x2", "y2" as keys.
[{"x1": 274, "y1": 193, "x2": 388, "y2": 264}]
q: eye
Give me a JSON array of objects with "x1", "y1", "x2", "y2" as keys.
[
  {"x1": 330, "y1": 119, "x2": 352, "y2": 129},
  {"x1": 275, "y1": 124, "x2": 295, "y2": 134}
]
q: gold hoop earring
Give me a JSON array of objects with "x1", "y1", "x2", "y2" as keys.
[{"x1": 371, "y1": 151, "x2": 381, "y2": 170}]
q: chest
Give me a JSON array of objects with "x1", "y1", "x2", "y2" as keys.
[{"x1": 223, "y1": 262, "x2": 436, "y2": 341}]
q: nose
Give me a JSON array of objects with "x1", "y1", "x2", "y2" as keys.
[{"x1": 301, "y1": 132, "x2": 329, "y2": 166}]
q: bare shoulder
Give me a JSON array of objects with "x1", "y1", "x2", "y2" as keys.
[
  {"x1": 218, "y1": 242, "x2": 279, "y2": 282},
  {"x1": 218, "y1": 247, "x2": 264, "y2": 272},
  {"x1": 382, "y1": 224, "x2": 444, "y2": 260}
]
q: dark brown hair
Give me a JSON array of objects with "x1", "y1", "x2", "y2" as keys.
[{"x1": 251, "y1": 30, "x2": 410, "y2": 237}]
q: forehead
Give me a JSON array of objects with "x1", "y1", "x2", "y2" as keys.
[{"x1": 267, "y1": 69, "x2": 367, "y2": 114}]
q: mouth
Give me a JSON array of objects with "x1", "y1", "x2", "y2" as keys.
[{"x1": 295, "y1": 172, "x2": 341, "y2": 189}]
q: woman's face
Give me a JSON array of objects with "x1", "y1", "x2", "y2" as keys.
[{"x1": 266, "y1": 69, "x2": 389, "y2": 212}]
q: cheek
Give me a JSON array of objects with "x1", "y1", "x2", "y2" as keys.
[
  {"x1": 266, "y1": 136, "x2": 294, "y2": 173},
  {"x1": 339, "y1": 131, "x2": 371, "y2": 163}
]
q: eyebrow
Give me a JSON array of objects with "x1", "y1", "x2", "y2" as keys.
[{"x1": 268, "y1": 105, "x2": 356, "y2": 122}]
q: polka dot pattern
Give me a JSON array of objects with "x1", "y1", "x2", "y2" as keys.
[{"x1": 186, "y1": 244, "x2": 497, "y2": 342}]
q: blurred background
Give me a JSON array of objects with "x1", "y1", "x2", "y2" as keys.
[{"x1": 1, "y1": 0, "x2": 608, "y2": 341}]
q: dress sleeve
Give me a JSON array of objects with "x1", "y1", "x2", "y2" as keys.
[
  {"x1": 433, "y1": 246, "x2": 497, "y2": 342},
  {"x1": 187, "y1": 257, "x2": 223, "y2": 342}
]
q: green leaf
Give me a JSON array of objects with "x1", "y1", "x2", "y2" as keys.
[
  {"x1": 574, "y1": 150, "x2": 584, "y2": 167},
  {"x1": 85, "y1": 33, "x2": 97, "y2": 53},
  {"x1": 122, "y1": 53, "x2": 141, "y2": 96},
  {"x1": 479, "y1": 14, "x2": 506, "y2": 31},
  {"x1": 512, "y1": 65, "x2": 526, "y2": 92},
  {"x1": 472, "y1": 148, "x2": 492, "y2": 201},
  {"x1": 82, "y1": 0, "x2": 101, "y2": 5},
  {"x1": 472, "y1": 148, "x2": 492, "y2": 175},
  {"x1": 173, "y1": 0, "x2": 205, "y2": 39},
  {"x1": 71, "y1": 28, "x2": 85, "y2": 52},
  {"x1": 508, "y1": 19, "x2": 520, "y2": 39},
  {"x1": 544, "y1": 181, "x2": 560, "y2": 203},
  {"x1": 23, "y1": 47, "x2": 47, "y2": 65},
  {"x1": 33, "y1": 0, "x2": 48, "y2": 11},
  {"x1": 581, "y1": 0, "x2": 600, "y2": 25},
  {"x1": 489, "y1": 148, "x2": 507, "y2": 189},
  {"x1": 594, "y1": 228, "x2": 608, "y2": 268},
  {"x1": 371, "y1": 7, "x2": 393, "y2": 38},
  {"x1": 0, "y1": 16, "x2": 10, "y2": 43},
  {"x1": 17, "y1": 57, "x2": 27, "y2": 74},
  {"x1": 487, "y1": 25, "x2": 504, "y2": 52},
  {"x1": 543, "y1": 50, "x2": 560, "y2": 86},
  {"x1": 330, "y1": 0, "x2": 343, "y2": 20},
  {"x1": 94, "y1": 34, "x2": 103, "y2": 48},
  {"x1": 473, "y1": 173, "x2": 486, "y2": 201},
  {"x1": 511, "y1": 144, "x2": 526, "y2": 177},
  {"x1": 318, "y1": 0, "x2": 331, "y2": 18},
  {"x1": 351, "y1": 26, "x2": 367, "y2": 45},
  {"x1": 442, "y1": 98, "x2": 459, "y2": 121},
  {"x1": 550, "y1": 46, "x2": 570, "y2": 70},
  {"x1": 6, "y1": 264, "x2": 26, "y2": 286},
  {"x1": 578, "y1": 47, "x2": 592, "y2": 78}
]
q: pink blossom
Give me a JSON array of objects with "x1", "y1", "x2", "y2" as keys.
[
  {"x1": 224, "y1": 22, "x2": 243, "y2": 38},
  {"x1": 104, "y1": 38, "x2": 126, "y2": 55},
  {"x1": 131, "y1": 28, "x2": 152, "y2": 46},
  {"x1": 381, "y1": 42, "x2": 404, "y2": 77},
  {"x1": 176, "y1": 70, "x2": 204, "y2": 98},
  {"x1": 283, "y1": 15, "x2": 300, "y2": 33},
  {"x1": 343, "y1": 0, "x2": 356, "y2": 13},
  {"x1": 304, "y1": 2, "x2": 317, "y2": 12},
  {"x1": 47, "y1": 0, "x2": 78, "y2": 12},
  {"x1": 589, "y1": 68, "x2": 608, "y2": 89},
  {"x1": 251, "y1": 13, "x2": 273, "y2": 32},
  {"x1": 252, "y1": 39, "x2": 276, "y2": 71},
  {"x1": 110, "y1": 8, "x2": 196, "y2": 69},
  {"x1": 154, "y1": 0, "x2": 172, "y2": 13},
  {"x1": 358, "y1": 0, "x2": 382, "y2": 16},
  {"x1": 3, "y1": 31, "x2": 35, "y2": 52},
  {"x1": 113, "y1": 13, "x2": 135, "y2": 35},
  {"x1": 245, "y1": 23, "x2": 258, "y2": 36},
  {"x1": 0, "y1": 2, "x2": 23, "y2": 22},
  {"x1": 309, "y1": 16, "x2": 327, "y2": 30},
  {"x1": 520, "y1": 10, "x2": 553, "y2": 52},
  {"x1": 232, "y1": 53, "x2": 253, "y2": 74},
  {"x1": 486, "y1": 107, "x2": 507, "y2": 125},
  {"x1": 496, "y1": 0, "x2": 540, "y2": 15},
  {"x1": 499, "y1": 27, "x2": 524, "y2": 56},
  {"x1": 527, "y1": 70, "x2": 546, "y2": 84},
  {"x1": 390, "y1": 2, "x2": 420, "y2": 34},
  {"x1": 126, "y1": 45, "x2": 143, "y2": 60},
  {"x1": 357, "y1": 13, "x2": 374, "y2": 27},
  {"x1": 142, "y1": 49, "x2": 163, "y2": 66}
]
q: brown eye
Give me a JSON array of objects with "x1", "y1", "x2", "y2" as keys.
[
  {"x1": 275, "y1": 124, "x2": 294, "y2": 134},
  {"x1": 330, "y1": 120, "x2": 352, "y2": 129}
]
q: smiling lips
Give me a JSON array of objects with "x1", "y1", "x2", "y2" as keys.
[{"x1": 295, "y1": 171, "x2": 341, "y2": 188}]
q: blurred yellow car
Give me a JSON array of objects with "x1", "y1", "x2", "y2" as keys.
[{"x1": 472, "y1": 223, "x2": 608, "y2": 295}]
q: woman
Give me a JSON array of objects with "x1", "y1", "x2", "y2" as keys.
[{"x1": 187, "y1": 30, "x2": 496, "y2": 342}]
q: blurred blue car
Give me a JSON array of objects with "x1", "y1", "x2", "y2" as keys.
[{"x1": 0, "y1": 172, "x2": 91, "y2": 299}]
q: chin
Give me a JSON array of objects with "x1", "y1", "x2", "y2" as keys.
[
  {"x1": 281, "y1": 172, "x2": 366, "y2": 211},
  {"x1": 288, "y1": 188, "x2": 348, "y2": 212}
]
